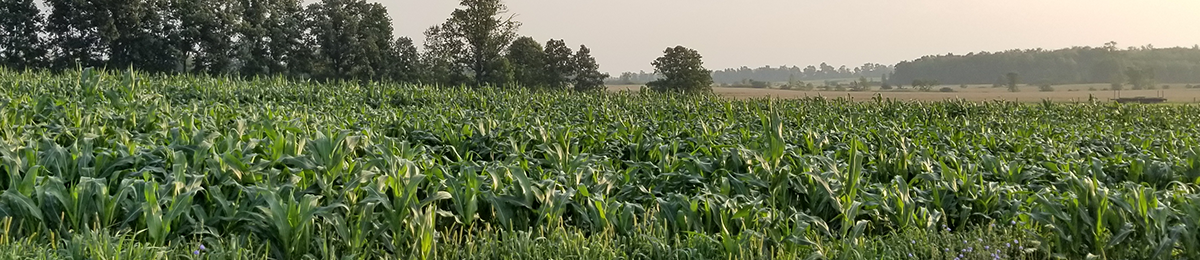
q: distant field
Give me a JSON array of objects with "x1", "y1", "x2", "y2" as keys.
[{"x1": 609, "y1": 83, "x2": 1200, "y2": 103}]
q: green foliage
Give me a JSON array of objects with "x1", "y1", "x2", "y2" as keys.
[
  {"x1": 427, "y1": 0, "x2": 521, "y2": 88},
  {"x1": 893, "y1": 46, "x2": 1200, "y2": 85},
  {"x1": 0, "y1": 0, "x2": 46, "y2": 70},
  {"x1": 506, "y1": 37, "x2": 545, "y2": 88},
  {"x1": 911, "y1": 79, "x2": 938, "y2": 92},
  {"x1": 2, "y1": 68, "x2": 1200, "y2": 259},
  {"x1": 1125, "y1": 67, "x2": 1156, "y2": 90},
  {"x1": 1006, "y1": 72, "x2": 1020, "y2": 92},
  {"x1": 572, "y1": 45, "x2": 608, "y2": 92},
  {"x1": 542, "y1": 39, "x2": 575, "y2": 90},
  {"x1": 305, "y1": 0, "x2": 398, "y2": 82},
  {"x1": 647, "y1": 46, "x2": 713, "y2": 93}
]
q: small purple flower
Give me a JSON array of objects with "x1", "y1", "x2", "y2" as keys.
[
  {"x1": 1006, "y1": 243, "x2": 1011, "y2": 248},
  {"x1": 1013, "y1": 239, "x2": 1019, "y2": 244},
  {"x1": 911, "y1": 240, "x2": 915, "y2": 244},
  {"x1": 985, "y1": 245, "x2": 990, "y2": 250},
  {"x1": 193, "y1": 250, "x2": 200, "y2": 255},
  {"x1": 1010, "y1": 220, "x2": 1016, "y2": 225},
  {"x1": 199, "y1": 244, "x2": 207, "y2": 251},
  {"x1": 908, "y1": 253, "x2": 913, "y2": 257},
  {"x1": 944, "y1": 248, "x2": 950, "y2": 252}
]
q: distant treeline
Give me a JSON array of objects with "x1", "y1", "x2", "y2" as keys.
[
  {"x1": 609, "y1": 63, "x2": 893, "y2": 85},
  {"x1": 890, "y1": 44, "x2": 1200, "y2": 85}
]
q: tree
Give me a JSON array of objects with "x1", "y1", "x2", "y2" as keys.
[
  {"x1": 45, "y1": 0, "x2": 107, "y2": 69},
  {"x1": 572, "y1": 45, "x2": 607, "y2": 92},
  {"x1": 264, "y1": 0, "x2": 310, "y2": 77},
  {"x1": 307, "y1": 0, "x2": 397, "y2": 82},
  {"x1": 237, "y1": 0, "x2": 272, "y2": 76},
  {"x1": 542, "y1": 39, "x2": 574, "y2": 90},
  {"x1": 426, "y1": 0, "x2": 520, "y2": 87},
  {"x1": 421, "y1": 25, "x2": 468, "y2": 86},
  {"x1": 174, "y1": 0, "x2": 240, "y2": 74},
  {"x1": 386, "y1": 37, "x2": 420, "y2": 83},
  {"x1": 852, "y1": 76, "x2": 870, "y2": 91},
  {"x1": 0, "y1": 0, "x2": 48, "y2": 70},
  {"x1": 646, "y1": 46, "x2": 712, "y2": 93},
  {"x1": 505, "y1": 36, "x2": 544, "y2": 88},
  {"x1": 1006, "y1": 72, "x2": 1020, "y2": 92},
  {"x1": 911, "y1": 79, "x2": 935, "y2": 92},
  {"x1": 1125, "y1": 67, "x2": 1155, "y2": 90},
  {"x1": 106, "y1": 0, "x2": 181, "y2": 74}
]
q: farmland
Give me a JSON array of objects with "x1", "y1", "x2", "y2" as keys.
[
  {"x1": 2, "y1": 68, "x2": 1200, "y2": 259},
  {"x1": 610, "y1": 84, "x2": 1200, "y2": 103}
]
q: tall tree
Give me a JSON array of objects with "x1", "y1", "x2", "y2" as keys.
[
  {"x1": 426, "y1": 0, "x2": 520, "y2": 87},
  {"x1": 0, "y1": 0, "x2": 47, "y2": 70},
  {"x1": 541, "y1": 39, "x2": 574, "y2": 90},
  {"x1": 505, "y1": 36, "x2": 544, "y2": 88},
  {"x1": 421, "y1": 25, "x2": 468, "y2": 86},
  {"x1": 268, "y1": 0, "x2": 310, "y2": 77},
  {"x1": 45, "y1": 0, "x2": 106, "y2": 69},
  {"x1": 647, "y1": 46, "x2": 712, "y2": 93},
  {"x1": 106, "y1": 0, "x2": 181, "y2": 73},
  {"x1": 386, "y1": 37, "x2": 420, "y2": 83},
  {"x1": 175, "y1": 0, "x2": 241, "y2": 74},
  {"x1": 237, "y1": 0, "x2": 272, "y2": 76},
  {"x1": 572, "y1": 45, "x2": 607, "y2": 92},
  {"x1": 307, "y1": 0, "x2": 397, "y2": 82}
]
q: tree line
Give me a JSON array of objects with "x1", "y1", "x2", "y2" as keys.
[
  {"x1": 0, "y1": 0, "x2": 608, "y2": 90},
  {"x1": 609, "y1": 62, "x2": 893, "y2": 85},
  {"x1": 890, "y1": 43, "x2": 1200, "y2": 86}
]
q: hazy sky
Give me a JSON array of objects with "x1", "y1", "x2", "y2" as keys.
[{"x1": 374, "y1": 0, "x2": 1200, "y2": 74}]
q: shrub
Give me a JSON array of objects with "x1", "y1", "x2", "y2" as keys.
[
  {"x1": 880, "y1": 85, "x2": 894, "y2": 90},
  {"x1": 1162, "y1": 85, "x2": 1170, "y2": 89},
  {"x1": 1038, "y1": 84, "x2": 1054, "y2": 92},
  {"x1": 834, "y1": 85, "x2": 847, "y2": 91},
  {"x1": 1088, "y1": 87, "x2": 1097, "y2": 91},
  {"x1": 960, "y1": 84, "x2": 968, "y2": 89},
  {"x1": 939, "y1": 87, "x2": 955, "y2": 92}
]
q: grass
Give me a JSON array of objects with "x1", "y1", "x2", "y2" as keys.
[{"x1": 1, "y1": 68, "x2": 1200, "y2": 259}]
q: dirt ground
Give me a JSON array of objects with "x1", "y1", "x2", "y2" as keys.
[{"x1": 607, "y1": 84, "x2": 1200, "y2": 103}]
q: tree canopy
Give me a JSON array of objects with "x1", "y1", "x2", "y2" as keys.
[
  {"x1": 647, "y1": 46, "x2": 712, "y2": 93},
  {"x1": 0, "y1": 0, "x2": 620, "y2": 91}
]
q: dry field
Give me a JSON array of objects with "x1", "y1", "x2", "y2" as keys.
[{"x1": 608, "y1": 84, "x2": 1200, "y2": 103}]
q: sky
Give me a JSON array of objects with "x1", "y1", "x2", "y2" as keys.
[{"x1": 364, "y1": 0, "x2": 1199, "y2": 74}]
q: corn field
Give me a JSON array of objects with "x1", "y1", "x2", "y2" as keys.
[{"x1": 1, "y1": 68, "x2": 1200, "y2": 259}]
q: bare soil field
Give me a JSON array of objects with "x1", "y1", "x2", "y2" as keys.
[{"x1": 608, "y1": 84, "x2": 1200, "y2": 103}]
